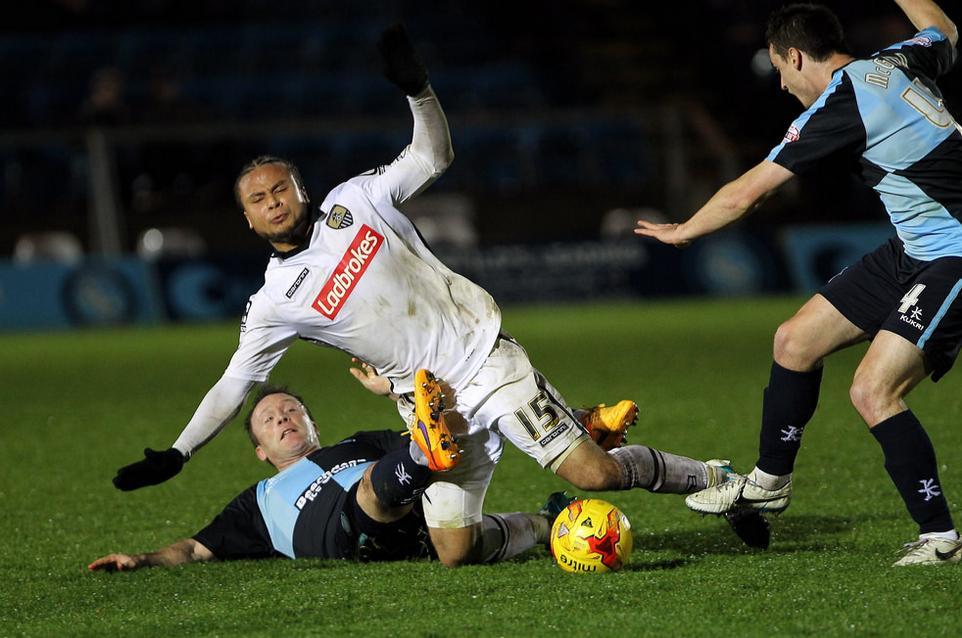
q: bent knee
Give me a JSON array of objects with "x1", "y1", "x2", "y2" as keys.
[
  {"x1": 849, "y1": 373, "x2": 902, "y2": 425},
  {"x1": 429, "y1": 526, "x2": 481, "y2": 568},
  {"x1": 773, "y1": 320, "x2": 820, "y2": 369},
  {"x1": 436, "y1": 549, "x2": 475, "y2": 568}
]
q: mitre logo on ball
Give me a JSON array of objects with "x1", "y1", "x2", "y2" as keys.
[{"x1": 550, "y1": 498, "x2": 633, "y2": 573}]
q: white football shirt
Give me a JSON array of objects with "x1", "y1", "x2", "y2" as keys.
[
  {"x1": 225, "y1": 163, "x2": 501, "y2": 396},
  {"x1": 172, "y1": 89, "x2": 499, "y2": 457}
]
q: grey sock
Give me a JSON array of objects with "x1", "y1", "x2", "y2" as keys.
[
  {"x1": 480, "y1": 513, "x2": 546, "y2": 563},
  {"x1": 609, "y1": 445, "x2": 709, "y2": 494}
]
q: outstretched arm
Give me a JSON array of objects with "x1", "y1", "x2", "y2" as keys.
[
  {"x1": 88, "y1": 538, "x2": 215, "y2": 572},
  {"x1": 172, "y1": 375, "x2": 257, "y2": 457},
  {"x1": 380, "y1": 23, "x2": 453, "y2": 171},
  {"x1": 113, "y1": 374, "x2": 255, "y2": 491},
  {"x1": 407, "y1": 86, "x2": 455, "y2": 181},
  {"x1": 895, "y1": 0, "x2": 958, "y2": 46},
  {"x1": 356, "y1": 24, "x2": 453, "y2": 206},
  {"x1": 635, "y1": 160, "x2": 794, "y2": 246}
]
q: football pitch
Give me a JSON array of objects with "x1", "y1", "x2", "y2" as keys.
[{"x1": 3, "y1": 296, "x2": 961, "y2": 636}]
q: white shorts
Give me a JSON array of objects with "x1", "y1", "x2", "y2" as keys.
[{"x1": 399, "y1": 336, "x2": 589, "y2": 528}]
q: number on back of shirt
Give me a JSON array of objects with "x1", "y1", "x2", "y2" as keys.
[{"x1": 901, "y1": 79, "x2": 954, "y2": 129}]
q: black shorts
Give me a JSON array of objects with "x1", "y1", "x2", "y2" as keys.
[
  {"x1": 341, "y1": 483, "x2": 434, "y2": 562},
  {"x1": 820, "y1": 237, "x2": 962, "y2": 381}
]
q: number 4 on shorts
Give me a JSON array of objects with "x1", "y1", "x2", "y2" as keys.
[{"x1": 899, "y1": 283, "x2": 926, "y2": 314}]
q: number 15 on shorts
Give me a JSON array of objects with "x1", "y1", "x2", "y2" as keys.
[{"x1": 515, "y1": 391, "x2": 561, "y2": 439}]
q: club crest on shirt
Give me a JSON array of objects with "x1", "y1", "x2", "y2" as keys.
[{"x1": 326, "y1": 205, "x2": 354, "y2": 230}]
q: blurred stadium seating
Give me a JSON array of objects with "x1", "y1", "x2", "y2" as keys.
[
  {"x1": 0, "y1": 1, "x2": 946, "y2": 304},
  {"x1": 0, "y1": 3, "x2": 699, "y2": 258}
]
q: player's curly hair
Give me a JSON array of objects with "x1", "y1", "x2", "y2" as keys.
[
  {"x1": 244, "y1": 384, "x2": 318, "y2": 447},
  {"x1": 233, "y1": 155, "x2": 309, "y2": 209},
  {"x1": 766, "y1": 3, "x2": 850, "y2": 62}
]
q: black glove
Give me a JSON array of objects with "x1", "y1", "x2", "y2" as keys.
[
  {"x1": 113, "y1": 447, "x2": 185, "y2": 491},
  {"x1": 378, "y1": 23, "x2": 429, "y2": 96}
]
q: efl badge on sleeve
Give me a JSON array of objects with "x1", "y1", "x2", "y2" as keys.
[{"x1": 326, "y1": 205, "x2": 354, "y2": 230}]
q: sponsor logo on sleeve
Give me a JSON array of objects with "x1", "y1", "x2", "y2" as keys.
[
  {"x1": 906, "y1": 36, "x2": 933, "y2": 47},
  {"x1": 286, "y1": 268, "x2": 310, "y2": 299},
  {"x1": 239, "y1": 298, "x2": 252, "y2": 334},
  {"x1": 311, "y1": 224, "x2": 384, "y2": 319},
  {"x1": 782, "y1": 125, "x2": 800, "y2": 144},
  {"x1": 325, "y1": 204, "x2": 354, "y2": 230}
]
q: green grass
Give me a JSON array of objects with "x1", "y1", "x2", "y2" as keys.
[{"x1": 3, "y1": 297, "x2": 962, "y2": 636}]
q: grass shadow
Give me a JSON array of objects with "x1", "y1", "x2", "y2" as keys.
[
  {"x1": 622, "y1": 558, "x2": 690, "y2": 571},
  {"x1": 634, "y1": 513, "x2": 865, "y2": 558}
]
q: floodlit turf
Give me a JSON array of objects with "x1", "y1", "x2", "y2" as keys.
[{"x1": 3, "y1": 296, "x2": 962, "y2": 636}]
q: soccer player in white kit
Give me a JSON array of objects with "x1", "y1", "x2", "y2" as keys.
[{"x1": 114, "y1": 25, "x2": 755, "y2": 565}]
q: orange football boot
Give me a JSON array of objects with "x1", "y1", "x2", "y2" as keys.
[
  {"x1": 579, "y1": 400, "x2": 638, "y2": 451},
  {"x1": 410, "y1": 369, "x2": 461, "y2": 471}
]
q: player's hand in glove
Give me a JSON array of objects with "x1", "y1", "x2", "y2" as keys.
[
  {"x1": 378, "y1": 23, "x2": 429, "y2": 96},
  {"x1": 113, "y1": 447, "x2": 185, "y2": 491}
]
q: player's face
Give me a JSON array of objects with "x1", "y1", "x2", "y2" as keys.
[
  {"x1": 769, "y1": 45, "x2": 817, "y2": 108},
  {"x1": 250, "y1": 393, "x2": 320, "y2": 467},
  {"x1": 239, "y1": 163, "x2": 310, "y2": 250}
]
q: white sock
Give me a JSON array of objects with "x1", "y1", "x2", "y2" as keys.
[
  {"x1": 480, "y1": 513, "x2": 546, "y2": 563},
  {"x1": 748, "y1": 467, "x2": 791, "y2": 490},
  {"x1": 920, "y1": 529, "x2": 960, "y2": 542},
  {"x1": 408, "y1": 440, "x2": 429, "y2": 467}
]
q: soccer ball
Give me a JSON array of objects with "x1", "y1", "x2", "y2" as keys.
[{"x1": 550, "y1": 498, "x2": 633, "y2": 573}]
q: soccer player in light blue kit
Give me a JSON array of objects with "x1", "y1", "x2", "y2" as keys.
[{"x1": 637, "y1": 0, "x2": 962, "y2": 565}]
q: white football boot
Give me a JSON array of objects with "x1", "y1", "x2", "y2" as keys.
[
  {"x1": 686, "y1": 474, "x2": 792, "y2": 515},
  {"x1": 893, "y1": 536, "x2": 962, "y2": 566},
  {"x1": 702, "y1": 460, "x2": 771, "y2": 550}
]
